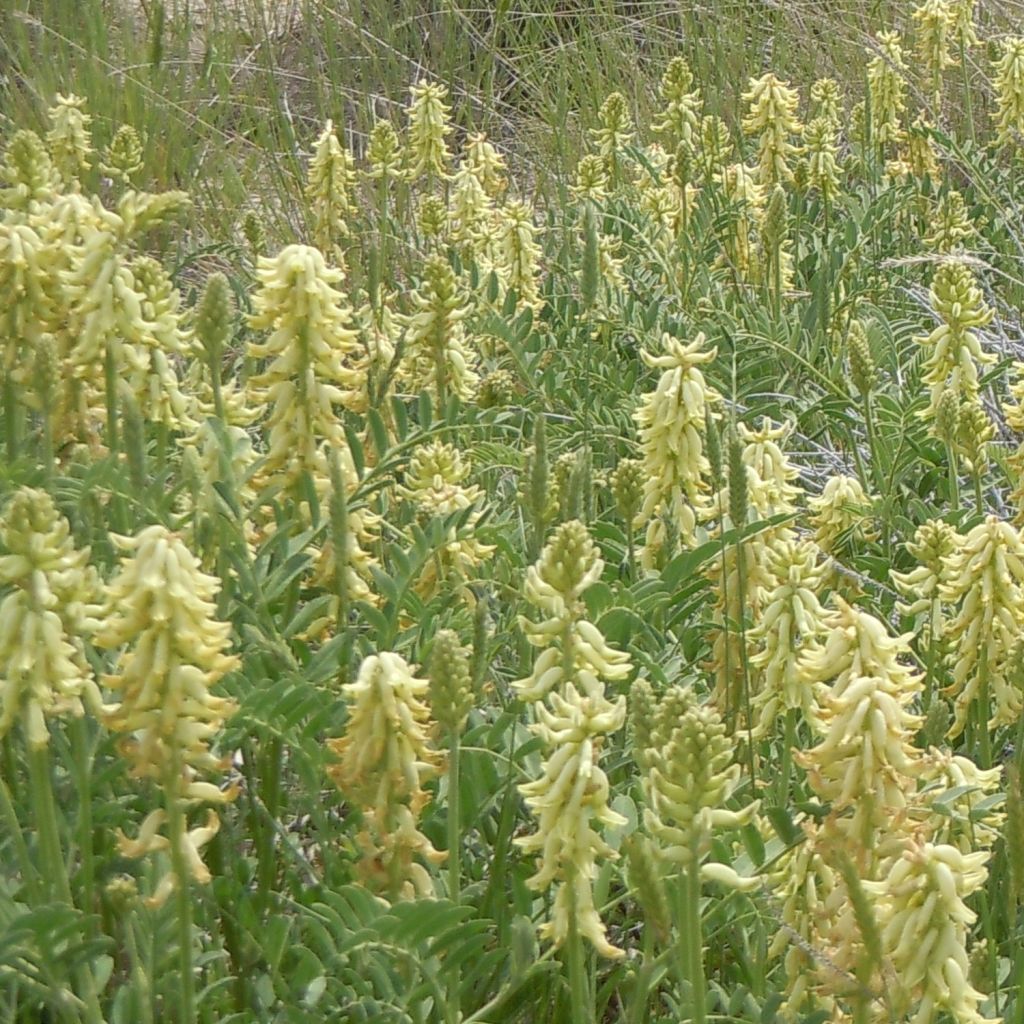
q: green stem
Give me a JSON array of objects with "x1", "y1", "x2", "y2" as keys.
[
  {"x1": 26, "y1": 740, "x2": 73, "y2": 905},
  {"x1": 734, "y1": 539, "x2": 756, "y2": 787},
  {"x1": 104, "y1": 345, "x2": 119, "y2": 455},
  {"x1": 26, "y1": 735, "x2": 104, "y2": 1024},
  {"x1": 447, "y1": 731, "x2": 461, "y2": 904},
  {"x1": 947, "y1": 442, "x2": 960, "y2": 510},
  {"x1": 960, "y1": 38, "x2": 976, "y2": 146},
  {"x1": 165, "y1": 755, "x2": 196, "y2": 1024},
  {"x1": 675, "y1": 854, "x2": 706, "y2": 1024},
  {"x1": 779, "y1": 708, "x2": 797, "y2": 808},
  {"x1": 70, "y1": 717, "x2": 96, "y2": 938},
  {"x1": 972, "y1": 465, "x2": 985, "y2": 519},
  {"x1": 0, "y1": 768, "x2": 40, "y2": 900},
  {"x1": 446, "y1": 729, "x2": 462, "y2": 1018},
  {"x1": 566, "y1": 872, "x2": 590, "y2": 1024},
  {"x1": 3, "y1": 372, "x2": 20, "y2": 462}
]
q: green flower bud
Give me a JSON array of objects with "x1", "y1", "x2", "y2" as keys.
[{"x1": 428, "y1": 629, "x2": 474, "y2": 736}]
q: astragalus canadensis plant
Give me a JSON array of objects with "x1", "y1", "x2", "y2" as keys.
[{"x1": 5, "y1": 4, "x2": 1024, "y2": 1016}]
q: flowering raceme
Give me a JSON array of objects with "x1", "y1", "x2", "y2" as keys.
[
  {"x1": 406, "y1": 81, "x2": 452, "y2": 181},
  {"x1": 246, "y1": 243, "x2": 364, "y2": 492},
  {"x1": 652, "y1": 57, "x2": 702, "y2": 149},
  {"x1": 638, "y1": 682, "x2": 759, "y2": 879},
  {"x1": 400, "y1": 255, "x2": 479, "y2": 403},
  {"x1": 305, "y1": 120, "x2": 356, "y2": 256},
  {"x1": 328, "y1": 652, "x2": 445, "y2": 899},
  {"x1": 867, "y1": 31, "x2": 909, "y2": 149},
  {"x1": 863, "y1": 841, "x2": 993, "y2": 1024},
  {"x1": 397, "y1": 440, "x2": 494, "y2": 600},
  {"x1": 741, "y1": 73, "x2": 802, "y2": 185},
  {"x1": 748, "y1": 538, "x2": 829, "y2": 737},
  {"x1": 993, "y1": 37, "x2": 1024, "y2": 148},
  {"x1": 0, "y1": 488, "x2": 102, "y2": 748},
  {"x1": 97, "y1": 525, "x2": 239, "y2": 907},
  {"x1": 939, "y1": 515, "x2": 1024, "y2": 736},
  {"x1": 916, "y1": 261, "x2": 993, "y2": 434},
  {"x1": 634, "y1": 333, "x2": 721, "y2": 563},
  {"x1": 513, "y1": 521, "x2": 629, "y2": 957},
  {"x1": 808, "y1": 474, "x2": 875, "y2": 554}
]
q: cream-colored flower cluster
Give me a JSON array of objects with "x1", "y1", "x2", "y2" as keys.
[
  {"x1": 97, "y1": 525, "x2": 239, "y2": 907},
  {"x1": 397, "y1": 440, "x2": 494, "y2": 600},
  {"x1": 514, "y1": 521, "x2": 630, "y2": 958},
  {"x1": 916, "y1": 261, "x2": 994, "y2": 441},
  {"x1": 634, "y1": 333, "x2": 721, "y2": 563},
  {"x1": 328, "y1": 652, "x2": 445, "y2": 899},
  {"x1": 0, "y1": 488, "x2": 102, "y2": 748},
  {"x1": 742, "y1": 73, "x2": 803, "y2": 185}
]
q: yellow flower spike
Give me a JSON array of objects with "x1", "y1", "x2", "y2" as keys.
[
  {"x1": 449, "y1": 163, "x2": 494, "y2": 257},
  {"x1": 749, "y1": 539, "x2": 830, "y2": 737},
  {"x1": 993, "y1": 37, "x2": 1024, "y2": 149},
  {"x1": 328, "y1": 652, "x2": 445, "y2": 900},
  {"x1": 305, "y1": 120, "x2": 356, "y2": 257},
  {"x1": 652, "y1": 57, "x2": 702, "y2": 149},
  {"x1": 924, "y1": 189, "x2": 975, "y2": 251},
  {"x1": 46, "y1": 94, "x2": 92, "y2": 189},
  {"x1": 128, "y1": 255, "x2": 198, "y2": 434},
  {"x1": 590, "y1": 92, "x2": 635, "y2": 169},
  {"x1": 956, "y1": 399, "x2": 994, "y2": 474},
  {"x1": 400, "y1": 254, "x2": 479, "y2": 404},
  {"x1": 808, "y1": 474, "x2": 876, "y2": 554},
  {"x1": 803, "y1": 116, "x2": 842, "y2": 201},
  {"x1": 97, "y1": 526, "x2": 238, "y2": 908},
  {"x1": 699, "y1": 115, "x2": 733, "y2": 180},
  {"x1": 405, "y1": 80, "x2": 452, "y2": 182},
  {"x1": 364, "y1": 118, "x2": 405, "y2": 181},
  {"x1": 1, "y1": 129, "x2": 59, "y2": 210},
  {"x1": 741, "y1": 72, "x2": 803, "y2": 186},
  {"x1": 809, "y1": 78, "x2": 843, "y2": 130},
  {"x1": 798, "y1": 594, "x2": 922, "y2": 703},
  {"x1": 640, "y1": 683, "x2": 759, "y2": 867},
  {"x1": 98, "y1": 525, "x2": 238, "y2": 778},
  {"x1": 428, "y1": 629, "x2": 474, "y2": 737},
  {"x1": 862, "y1": 841, "x2": 993, "y2": 1024},
  {"x1": 951, "y1": 0, "x2": 978, "y2": 50},
  {"x1": 915, "y1": 261, "x2": 993, "y2": 436},
  {"x1": 462, "y1": 132, "x2": 508, "y2": 199},
  {"x1": 492, "y1": 199, "x2": 544, "y2": 313},
  {"x1": 0, "y1": 488, "x2": 103, "y2": 747},
  {"x1": 246, "y1": 243, "x2": 365, "y2": 492},
  {"x1": 717, "y1": 161, "x2": 764, "y2": 280},
  {"x1": 515, "y1": 521, "x2": 630, "y2": 703},
  {"x1": 796, "y1": 672, "x2": 923, "y2": 845},
  {"x1": 940, "y1": 515, "x2": 1024, "y2": 737},
  {"x1": 704, "y1": 420, "x2": 801, "y2": 721},
  {"x1": 101, "y1": 125, "x2": 145, "y2": 186},
  {"x1": 634, "y1": 333, "x2": 721, "y2": 557},
  {"x1": 570, "y1": 154, "x2": 611, "y2": 204},
  {"x1": 867, "y1": 31, "x2": 909, "y2": 150},
  {"x1": 765, "y1": 820, "x2": 841, "y2": 1022},
  {"x1": 892, "y1": 519, "x2": 961, "y2": 620},
  {"x1": 913, "y1": 0, "x2": 956, "y2": 110},
  {"x1": 515, "y1": 601, "x2": 628, "y2": 958},
  {"x1": 397, "y1": 440, "x2": 494, "y2": 600}
]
